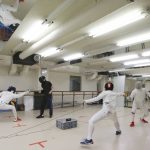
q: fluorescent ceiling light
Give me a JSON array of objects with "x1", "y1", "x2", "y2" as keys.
[
  {"x1": 124, "y1": 59, "x2": 150, "y2": 66},
  {"x1": 38, "y1": 47, "x2": 59, "y2": 57},
  {"x1": 142, "y1": 75, "x2": 150, "y2": 77},
  {"x1": 134, "y1": 63, "x2": 150, "y2": 67},
  {"x1": 141, "y1": 51, "x2": 150, "y2": 56},
  {"x1": 32, "y1": 30, "x2": 55, "y2": 49},
  {"x1": 117, "y1": 32, "x2": 150, "y2": 46},
  {"x1": 63, "y1": 53, "x2": 84, "y2": 61},
  {"x1": 89, "y1": 9, "x2": 146, "y2": 37},
  {"x1": 22, "y1": 20, "x2": 49, "y2": 42},
  {"x1": 109, "y1": 54, "x2": 139, "y2": 62}
]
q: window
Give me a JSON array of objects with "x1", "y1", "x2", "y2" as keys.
[{"x1": 70, "y1": 76, "x2": 81, "y2": 91}]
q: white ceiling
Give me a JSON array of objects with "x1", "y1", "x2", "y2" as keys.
[{"x1": 1, "y1": 0, "x2": 150, "y2": 78}]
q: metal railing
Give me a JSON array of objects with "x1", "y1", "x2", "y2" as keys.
[{"x1": 51, "y1": 91, "x2": 100, "y2": 108}]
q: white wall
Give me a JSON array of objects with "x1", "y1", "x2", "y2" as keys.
[
  {"x1": 112, "y1": 76, "x2": 125, "y2": 107},
  {"x1": 0, "y1": 66, "x2": 97, "y2": 91},
  {"x1": 125, "y1": 79, "x2": 136, "y2": 92},
  {"x1": 145, "y1": 81, "x2": 150, "y2": 91},
  {"x1": 97, "y1": 76, "x2": 109, "y2": 91},
  {"x1": 0, "y1": 66, "x2": 38, "y2": 91},
  {"x1": 48, "y1": 71, "x2": 97, "y2": 91},
  {"x1": 113, "y1": 76, "x2": 125, "y2": 92},
  {"x1": 48, "y1": 71, "x2": 70, "y2": 91},
  {"x1": 81, "y1": 75, "x2": 97, "y2": 91},
  {"x1": 47, "y1": 71, "x2": 97, "y2": 107}
]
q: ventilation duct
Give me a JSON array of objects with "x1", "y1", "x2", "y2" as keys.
[
  {"x1": 97, "y1": 75, "x2": 104, "y2": 81},
  {"x1": 86, "y1": 72, "x2": 98, "y2": 80},
  {"x1": 70, "y1": 59, "x2": 82, "y2": 64},
  {"x1": 19, "y1": 0, "x2": 131, "y2": 59},
  {"x1": 98, "y1": 71, "x2": 125, "y2": 77},
  {"x1": 13, "y1": 51, "x2": 40, "y2": 66},
  {"x1": 98, "y1": 71, "x2": 109, "y2": 75},
  {"x1": 57, "y1": 60, "x2": 66, "y2": 64},
  {"x1": 93, "y1": 51, "x2": 114, "y2": 59}
]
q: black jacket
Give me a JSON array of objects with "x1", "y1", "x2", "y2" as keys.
[{"x1": 41, "y1": 81, "x2": 52, "y2": 95}]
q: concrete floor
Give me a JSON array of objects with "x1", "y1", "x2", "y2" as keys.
[{"x1": 0, "y1": 105, "x2": 150, "y2": 150}]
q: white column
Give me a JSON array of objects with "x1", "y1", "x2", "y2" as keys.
[{"x1": 112, "y1": 76, "x2": 125, "y2": 107}]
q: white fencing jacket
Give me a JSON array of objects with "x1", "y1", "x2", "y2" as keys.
[
  {"x1": 130, "y1": 88, "x2": 150, "y2": 103},
  {"x1": 85, "y1": 90, "x2": 123, "y2": 111},
  {"x1": 0, "y1": 91, "x2": 28, "y2": 104}
]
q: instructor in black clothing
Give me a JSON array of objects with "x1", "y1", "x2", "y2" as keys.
[{"x1": 36, "y1": 76, "x2": 53, "y2": 118}]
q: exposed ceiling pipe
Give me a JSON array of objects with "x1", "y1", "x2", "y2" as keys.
[
  {"x1": 9, "y1": 64, "x2": 18, "y2": 75},
  {"x1": 46, "y1": 0, "x2": 76, "y2": 23},
  {"x1": 60, "y1": 34, "x2": 88, "y2": 49},
  {"x1": 51, "y1": 43, "x2": 147, "y2": 72},
  {"x1": 122, "y1": 67, "x2": 150, "y2": 74},
  {"x1": 82, "y1": 46, "x2": 150, "y2": 70},
  {"x1": 86, "y1": 72, "x2": 98, "y2": 80},
  {"x1": 0, "y1": 55, "x2": 12, "y2": 66},
  {"x1": 19, "y1": 0, "x2": 132, "y2": 59},
  {"x1": 97, "y1": 75, "x2": 104, "y2": 81},
  {"x1": 84, "y1": 44, "x2": 117, "y2": 57},
  {"x1": 83, "y1": 41, "x2": 149, "y2": 59},
  {"x1": 0, "y1": 41, "x2": 5, "y2": 50}
]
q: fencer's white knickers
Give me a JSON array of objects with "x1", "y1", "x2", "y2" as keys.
[
  {"x1": 87, "y1": 103, "x2": 120, "y2": 140},
  {"x1": 132, "y1": 100, "x2": 149, "y2": 118},
  {"x1": 0, "y1": 102, "x2": 17, "y2": 119}
]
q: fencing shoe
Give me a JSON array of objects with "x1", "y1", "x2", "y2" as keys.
[
  {"x1": 80, "y1": 138, "x2": 93, "y2": 145},
  {"x1": 130, "y1": 121, "x2": 135, "y2": 127},
  {"x1": 14, "y1": 117, "x2": 22, "y2": 122},
  {"x1": 116, "y1": 130, "x2": 121, "y2": 135},
  {"x1": 140, "y1": 118, "x2": 148, "y2": 123},
  {"x1": 36, "y1": 115, "x2": 44, "y2": 119}
]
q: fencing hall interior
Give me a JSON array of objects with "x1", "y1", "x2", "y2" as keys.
[{"x1": 0, "y1": 0, "x2": 150, "y2": 150}]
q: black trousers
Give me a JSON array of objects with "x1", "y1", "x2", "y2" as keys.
[{"x1": 40, "y1": 94, "x2": 53, "y2": 116}]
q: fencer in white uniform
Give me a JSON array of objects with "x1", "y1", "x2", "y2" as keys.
[
  {"x1": 80, "y1": 82, "x2": 124, "y2": 145},
  {"x1": 0, "y1": 86, "x2": 29, "y2": 122},
  {"x1": 129, "y1": 82, "x2": 150, "y2": 127}
]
